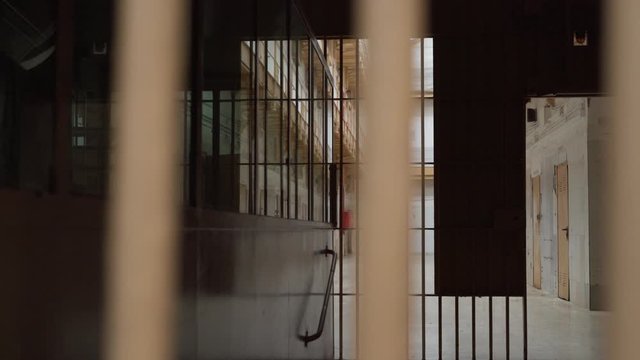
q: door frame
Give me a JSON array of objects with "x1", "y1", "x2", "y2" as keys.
[
  {"x1": 555, "y1": 162, "x2": 570, "y2": 301},
  {"x1": 532, "y1": 175, "x2": 542, "y2": 289}
]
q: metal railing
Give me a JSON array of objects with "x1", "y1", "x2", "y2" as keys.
[{"x1": 298, "y1": 246, "x2": 337, "y2": 347}]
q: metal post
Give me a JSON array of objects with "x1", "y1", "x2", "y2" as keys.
[
  {"x1": 105, "y1": 1, "x2": 186, "y2": 360},
  {"x1": 607, "y1": 1, "x2": 640, "y2": 359},
  {"x1": 338, "y1": 37, "x2": 344, "y2": 360},
  {"x1": 358, "y1": 0, "x2": 420, "y2": 359}
]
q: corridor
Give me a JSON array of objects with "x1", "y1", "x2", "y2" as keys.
[{"x1": 337, "y1": 255, "x2": 608, "y2": 359}]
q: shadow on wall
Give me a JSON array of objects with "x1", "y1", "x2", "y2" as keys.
[
  {"x1": 180, "y1": 212, "x2": 335, "y2": 360},
  {"x1": 0, "y1": 190, "x2": 335, "y2": 360}
]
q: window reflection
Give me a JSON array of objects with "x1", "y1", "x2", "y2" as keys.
[{"x1": 202, "y1": 31, "x2": 342, "y2": 221}]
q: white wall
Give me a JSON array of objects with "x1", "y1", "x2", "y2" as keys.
[{"x1": 526, "y1": 98, "x2": 591, "y2": 308}]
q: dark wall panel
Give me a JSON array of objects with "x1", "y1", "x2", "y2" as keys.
[
  {"x1": 181, "y1": 211, "x2": 335, "y2": 360},
  {"x1": 0, "y1": 190, "x2": 104, "y2": 360},
  {"x1": 0, "y1": 190, "x2": 334, "y2": 360},
  {"x1": 524, "y1": 0, "x2": 603, "y2": 95},
  {"x1": 430, "y1": 0, "x2": 601, "y2": 297},
  {"x1": 433, "y1": 0, "x2": 527, "y2": 296}
]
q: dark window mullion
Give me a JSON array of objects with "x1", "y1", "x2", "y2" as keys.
[
  {"x1": 338, "y1": 37, "x2": 345, "y2": 360},
  {"x1": 251, "y1": 39, "x2": 258, "y2": 214},
  {"x1": 286, "y1": 38, "x2": 292, "y2": 219},
  {"x1": 294, "y1": 41, "x2": 299, "y2": 220},
  {"x1": 279, "y1": 39, "x2": 285, "y2": 218},
  {"x1": 308, "y1": 41, "x2": 314, "y2": 221},
  {"x1": 188, "y1": 0, "x2": 204, "y2": 208},
  {"x1": 264, "y1": 41, "x2": 269, "y2": 216},
  {"x1": 231, "y1": 92, "x2": 237, "y2": 210},
  {"x1": 354, "y1": 38, "x2": 361, "y2": 360},
  {"x1": 420, "y1": 37, "x2": 427, "y2": 360},
  {"x1": 323, "y1": 38, "x2": 329, "y2": 223},
  {"x1": 212, "y1": 92, "x2": 221, "y2": 208}
]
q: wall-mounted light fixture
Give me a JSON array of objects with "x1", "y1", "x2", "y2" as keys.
[{"x1": 573, "y1": 31, "x2": 588, "y2": 46}]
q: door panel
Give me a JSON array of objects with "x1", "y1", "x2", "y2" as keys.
[
  {"x1": 556, "y1": 163, "x2": 570, "y2": 300},
  {"x1": 532, "y1": 175, "x2": 542, "y2": 289}
]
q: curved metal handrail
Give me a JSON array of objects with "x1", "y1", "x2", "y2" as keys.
[{"x1": 298, "y1": 246, "x2": 337, "y2": 347}]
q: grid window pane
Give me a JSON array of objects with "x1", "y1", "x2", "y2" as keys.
[
  {"x1": 266, "y1": 101, "x2": 282, "y2": 163},
  {"x1": 409, "y1": 175, "x2": 434, "y2": 229},
  {"x1": 266, "y1": 165, "x2": 281, "y2": 217},
  {"x1": 219, "y1": 101, "x2": 233, "y2": 155}
]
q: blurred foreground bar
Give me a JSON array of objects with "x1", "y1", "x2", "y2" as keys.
[
  {"x1": 608, "y1": 0, "x2": 640, "y2": 359},
  {"x1": 105, "y1": 1, "x2": 186, "y2": 360},
  {"x1": 358, "y1": 0, "x2": 420, "y2": 359}
]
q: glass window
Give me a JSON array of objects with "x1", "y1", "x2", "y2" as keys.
[
  {"x1": 256, "y1": 100, "x2": 266, "y2": 164},
  {"x1": 266, "y1": 165, "x2": 281, "y2": 217},
  {"x1": 185, "y1": 32, "x2": 339, "y2": 221},
  {"x1": 202, "y1": 101, "x2": 214, "y2": 156},
  {"x1": 411, "y1": 38, "x2": 422, "y2": 95},
  {"x1": 266, "y1": 40, "x2": 279, "y2": 99},
  {"x1": 219, "y1": 101, "x2": 233, "y2": 155},
  {"x1": 256, "y1": 164, "x2": 265, "y2": 215},
  {"x1": 296, "y1": 164, "x2": 308, "y2": 219},
  {"x1": 326, "y1": 84, "x2": 334, "y2": 163},
  {"x1": 294, "y1": 100, "x2": 310, "y2": 164},
  {"x1": 341, "y1": 39, "x2": 357, "y2": 99},
  {"x1": 257, "y1": 41, "x2": 266, "y2": 99},
  {"x1": 238, "y1": 165, "x2": 251, "y2": 213},
  {"x1": 424, "y1": 38, "x2": 434, "y2": 94},
  {"x1": 298, "y1": 40, "x2": 310, "y2": 100},
  {"x1": 236, "y1": 100, "x2": 252, "y2": 164},
  {"x1": 313, "y1": 164, "x2": 325, "y2": 221},
  {"x1": 266, "y1": 101, "x2": 282, "y2": 163}
]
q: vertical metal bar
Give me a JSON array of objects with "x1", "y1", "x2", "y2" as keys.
[
  {"x1": 248, "y1": 42, "x2": 254, "y2": 213},
  {"x1": 105, "y1": 0, "x2": 185, "y2": 359},
  {"x1": 359, "y1": 0, "x2": 416, "y2": 351},
  {"x1": 432, "y1": 35, "x2": 440, "y2": 360},
  {"x1": 455, "y1": 296, "x2": 459, "y2": 360},
  {"x1": 523, "y1": 293, "x2": 528, "y2": 360},
  {"x1": 231, "y1": 92, "x2": 236, "y2": 208},
  {"x1": 285, "y1": 1, "x2": 295, "y2": 219},
  {"x1": 354, "y1": 37, "x2": 361, "y2": 360},
  {"x1": 183, "y1": 93, "x2": 189, "y2": 201},
  {"x1": 506, "y1": 296, "x2": 510, "y2": 360},
  {"x1": 189, "y1": 0, "x2": 204, "y2": 208},
  {"x1": 489, "y1": 296, "x2": 493, "y2": 360},
  {"x1": 252, "y1": 38, "x2": 259, "y2": 214},
  {"x1": 472, "y1": 297, "x2": 476, "y2": 360},
  {"x1": 294, "y1": 39, "x2": 299, "y2": 220},
  {"x1": 308, "y1": 40, "x2": 313, "y2": 221},
  {"x1": 438, "y1": 296, "x2": 442, "y2": 360},
  {"x1": 420, "y1": 38, "x2": 426, "y2": 360},
  {"x1": 263, "y1": 41, "x2": 269, "y2": 215},
  {"x1": 323, "y1": 39, "x2": 328, "y2": 223},
  {"x1": 211, "y1": 93, "x2": 221, "y2": 207},
  {"x1": 608, "y1": 2, "x2": 640, "y2": 358},
  {"x1": 286, "y1": 3, "x2": 291, "y2": 219},
  {"x1": 279, "y1": 40, "x2": 285, "y2": 218},
  {"x1": 252, "y1": 0, "x2": 259, "y2": 215},
  {"x1": 53, "y1": 0, "x2": 74, "y2": 194},
  {"x1": 338, "y1": 37, "x2": 344, "y2": 360}
]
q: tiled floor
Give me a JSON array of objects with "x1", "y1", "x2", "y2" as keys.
[{"x1": 333, "y1": 255, "x2": 608, "y2": 359}]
